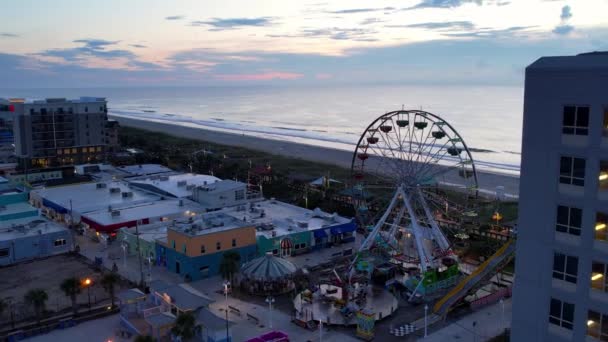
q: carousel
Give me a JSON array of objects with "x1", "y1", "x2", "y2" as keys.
[{"x1": 239, "y1": 253, "x2": 297, "y2": 295}]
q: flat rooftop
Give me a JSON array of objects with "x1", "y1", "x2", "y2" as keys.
[
  {"x1": 0, "y1": 217, "x2": 68, "y2": 241},
  {"x1": 117, "y1": 164, "x2": 173, "y2": 176},
  {"x1": 122, "y1": 224, "x2": 168, "y2": 243},
  {"x1": 528, "y1": 51, "x2": 608, "y2": 71},
  {"x1": 0, "y1": 201, "x2": 38, "y2": 219},
  {"x1": 82, "y1": 199, "x2": 203, "y2": 226},
  {"x1": 128, "y1": 173, "x2": 221, "y2": 198},
  {"x1": 220, "y1": 199, "x2": 352, "y2": 239},
  {"x1": 13, "y1": 97, "x2": 106, "y2": 104},
  {"x1": 169, "y1": 212, "x2": 251, "y2": 237},
  {"x1": 33, "y1": 181, "x2": 160, "y2": 213}
]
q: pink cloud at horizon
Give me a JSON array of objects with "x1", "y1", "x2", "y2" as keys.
[{"x1": 213, "y1": 71, "x2": 303, "y2": 81}]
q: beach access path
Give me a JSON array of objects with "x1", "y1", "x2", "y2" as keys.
[{"x1": 111, "y1": 115, "x2": 521, "y2": 198}]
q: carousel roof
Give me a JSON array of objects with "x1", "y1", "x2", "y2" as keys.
[{"x1": 241, "y1": 253, "x2": 297, "y2": 280}]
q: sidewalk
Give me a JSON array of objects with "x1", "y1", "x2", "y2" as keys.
[{"x1": 424, "y1": 298, "x2": 512, "y2": 342}]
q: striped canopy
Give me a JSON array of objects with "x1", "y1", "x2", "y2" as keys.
[{"x1": 240, "y1": 253, "x2": 297, "y2": 280}]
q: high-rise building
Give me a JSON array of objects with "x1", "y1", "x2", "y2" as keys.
[
  {"x1": 512, "y1": 52, "x2": 608, "y2": 341},
  {"x1": 11, "y1": 97, "x2": 118, "y2": 168},
  {"x1": 0, "y1": 99, "x2": 16, "y2": 163}
]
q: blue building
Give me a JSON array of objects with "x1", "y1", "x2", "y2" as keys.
[{"x1": 0, "y1": 187, "x2": 73, "y2": 266}]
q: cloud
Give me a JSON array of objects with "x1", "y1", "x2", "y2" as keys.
[
  {"x1": 553, "y1": 5, "x2": 573, "y2": 35},
  {"x1": 268, "y1": 27, "x2": 378, "y2": 42},
  {"x1": 387, "y1": 21, "x2": 475, "y2": 30},
  {"x1": 403, "y1": 0, "x2": 483, "y2": 10},
  {"x1": 327, "y1": 7, "x2": 395, "y2": 14},
  {"x1": 360, "y1": 18, "x2": 385, "y2": 25},
  {"x1": 442, "y1": 26, "x2": 536, "y2": 38},
  {"x1": 38, "y1": 39, "x2": 139, "y2": 68},
  {"x1": 191, "y1": 17, "x2": 274, "y2": 30},
  {"x1": 165, "y1": 15, "x2": 184, "y2": 20},
  {"x1": 560, "y1": 5, "x2": 572, "y2": 20},
  {"x1": 130, "y1": 44, "x2": 147, "y2": 48},
  {"x1": 1, "y1": 33, "x2": 18, "y2": 38},
  {"x1": 553, "y1": 25, "x2": 574, "y2": 35}
]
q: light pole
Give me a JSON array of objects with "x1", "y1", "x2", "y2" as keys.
[
  {"x1": 500, "y1": 298, "x2": 505, "y2": 329},
  {"x1": 319, "y1": 318, "x2": 323, "y2": 342},
  {"x1": 266, "y1": 296, "x2": 275, "y2": 329},
  {"x1": 83, "y1": 278, "x2": 92, "y2": 311},
  {"x1": 224, "y1": 282, "x2": 230, "y2": 342},
  {"x1": 424, "y1": 304, "x2": 428, "y2": 338}
]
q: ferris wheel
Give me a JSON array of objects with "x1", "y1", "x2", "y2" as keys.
[{"x1": 350, "y1": 110, "x2": 478, "y2": 273}]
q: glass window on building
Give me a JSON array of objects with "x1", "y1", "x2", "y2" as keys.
[
  {"x1": 71, "y1": 148, "x2": 77, "y2": 154},
  {"x1": 216, "y1": 242, "x2": 221, "y2": 250},
  {"x1": 232, "y1": 239, "x2": 236, "y2": 247},
  {"x1": 560, "y1": 156, "x2": 586, "y2": 186},
  {"x1": 201, "y1": 245, "x2": 206, "y2": 254},
  {"x1": 549, "y1": 298, "x2": 575, "y2": 330},
  {"x1": 0, "y1": 248, "x2": 9, "y2": 258},
  {"x1": 556, "y1": 205, "x2": 582, "y2": 236},
  {"x1": 235, "y1": 190, "x2": 245, "y2": 201},
  {"x1": 592, "y1": 261, "x2": 608, "y2": 292},
  {"x1": 597, "y1": 212, "x2": 608, "y2": 242},
  {"x1": 600, "y1": 161, "x2": 608, "y2": 190},
  {"x1": 553, "y1": 252, "x2": 578, "y2": 284},
  {"x1": 562, "y1": 105, "x2": 590, "y2": 135},
  {"x1": 587, "y1": 310, "x2": 608, "y2": 340},
  {"x1": 53, "y1": 239, "x2": 66, "y2": 247}
]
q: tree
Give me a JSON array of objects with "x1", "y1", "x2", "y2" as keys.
[
  {"x1": 0, "y1": 298, "x2": 6, "y2": 318},
  {"x1": 219, "y1": 251, "x2": 241, "y2": 286},
  {"x1": 60, "y1": 277, "x2": 81, "y2": 315},
  {"x1": 24, "y1": 289, "x2": 48, "y2": 324},
  {"x1": 171, "y1": 311, "x2": 196, "y2": 340},
  {"x1": 134, "y1": 335, "x2": 155, "y2": 342},
  {"x1": 101, "y1": 272, "x2": 120, "y2": 309}
]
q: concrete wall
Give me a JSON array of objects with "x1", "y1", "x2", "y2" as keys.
[
  {"x1": 512, "y1": 63, "x2": 608, "y2": 341},
  {"x1": 0, "y1": 228, "x2": 73, "y2": 266},
  {"x1": 166, "y1": 226, "x2": 257, "y2": 258}
]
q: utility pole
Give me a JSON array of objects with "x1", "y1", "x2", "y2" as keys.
[{"x1": 136, "y1": 220, "x2": 144, "y2": 287}]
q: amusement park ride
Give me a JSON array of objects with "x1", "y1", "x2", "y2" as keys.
[{"x1": 294, "y1": 109, "x2": 515, "y2": 339}]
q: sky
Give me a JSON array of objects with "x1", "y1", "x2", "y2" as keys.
[{"x1": 1, "y1": 0, "x2": 607, "y2": 88}]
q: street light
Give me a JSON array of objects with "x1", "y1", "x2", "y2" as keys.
[
  {"x1": 424, "y1": 304, "x2": 428, "y2": 338},
  {"x1": 266, "y1": 296, "x2": 275, "y2": 329},
  {"x1": 83, "y1": 278, "x2": 92, "y2": 311},
  {"x1": 223, "y1": 281, "x2": 230, "y2": 342}
]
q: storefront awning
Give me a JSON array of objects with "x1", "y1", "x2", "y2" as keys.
[
  {"x1": 42, "y1": 198, "x2": 68, "y2": 214},
  {"x1": 313, "y1": 229, "x2": 328, "y2": 239},
  {"x1": 330, "y1": 221, "x2": 357, "y2": 235}
]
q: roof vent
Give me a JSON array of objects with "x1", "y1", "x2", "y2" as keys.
[
  {"x1": 109, "y1": 187, "x2": 121, "y2": 194},
  {"x1": 121, "y1": 191, "x2": 133, "y2": 198},
  {"x1": 111, "y1": 210, "x2": 120, "y2": 217},
  {"x1": 96, "y1": 183, "x2": 107, "y2": 189},
  {"x1": 177, "y1": 180, "x2": 187, "y2": 187}
]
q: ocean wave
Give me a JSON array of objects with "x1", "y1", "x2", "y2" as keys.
[{"x1": 110, "y1": 108, "x2": 520, "y2": 174}]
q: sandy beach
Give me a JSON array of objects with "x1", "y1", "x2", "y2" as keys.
[{"x1": 110, "y1": 115, "x2": 520, "y2": 198}]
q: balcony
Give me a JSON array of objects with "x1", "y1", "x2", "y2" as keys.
[{"x1": 600, "y1": 161, "x2": 608, "y2": 201}]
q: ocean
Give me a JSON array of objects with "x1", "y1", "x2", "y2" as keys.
[{"x1": 1, "y1": 84, "x2": 523, "y2": 174}]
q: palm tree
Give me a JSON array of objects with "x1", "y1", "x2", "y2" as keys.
[
  {"x1": 60, "y1": 277, "x2": 81, "y2": 315},
  {"x1": 101, "y1": 272, "x2": 120, "y2": 309},
  {"x1": 24, "y1": 289, "x2": 48, "y2": 324},
  {"x1": 171, "y1": 311, "x2": 196, "y2": 341},
  {"x1": 134, "y1": 335, "x2": 155, "y2": 342},
  {"x1": 219, "y1": 251, "x2": 241, "y2": 286}
]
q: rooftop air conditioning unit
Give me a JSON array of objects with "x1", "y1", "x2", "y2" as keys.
[
  {"x1": 111, "y1": 210, "x2": 120, "y2": 217},
  {"x1": 177, "y1": 180, "x2": 187, "y2": 187},
  {"x1": 109, "y1": 187, "x2": 121, "y2": 194},
  {"x1": 191, "y1": 223, "x2": 199, "y2": 230},
  {"x1": 121, "y1": 191, "x2": 133, "y2": 198},
  {"x1": 186, "y1": 184, "x2": 195, "y2": 190},
  {"x1": 160, "y1": 176, "x2": 169, "y2": 181},
  {"x1": 96, "y1": 183, "x2": 107, "y2": 189}
]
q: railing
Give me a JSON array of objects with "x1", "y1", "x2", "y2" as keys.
[{"x1": 142, "y1": 305, "x2": 163, "y2": 318}]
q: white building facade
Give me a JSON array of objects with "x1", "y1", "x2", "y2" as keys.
[{"x1": 512, "y1": 52, "x2": 608, "y2": 341}]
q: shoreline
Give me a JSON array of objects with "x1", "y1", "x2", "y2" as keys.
[{"x1": 110, "y1": 115, "x2": 520, "y2": 198}]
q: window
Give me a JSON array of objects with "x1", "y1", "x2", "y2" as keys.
[
  {"x1": 553, "y1": 252, "x2": 578, "y2": 283},
  {"x1": 54, "y1": 239, "x2": 67, "y2": 247},
  {"x1": 71, "y1": 148, "x2": 77, "y2": 154},
  {"x1": 232, "y1": 239, "x2": 236, "y2": 247},
  {"x1": 562, "y1": 105, "x2": 589, "y2": 135},
  {"x1": 587, "y1": 310, "x2": 608, "y2": 340},
  {"x1": 172, "y1": 240, "x2": 176, "y2": 249},
  {"x1": 0, "y1": 248, "x2": 9, "y2": 258},
  {"x1": 84, "y1": 106, "x2": 88, "y2": 112},
  {"x1": 200, "y1": 245, "x2": 206, "y2": 254},
  {"x1": 235, "y1": 190, "x2": 245, "y2": 201},
  {"x1": 556, "y1": 205, "x2": 582, "y2": 236},
  {"x1": 216, "y1": 242, "x2": 221, "y2": 250},
  {"x1": 549, "y1": 298, "x2": 575, "y2": 330},
  {"x1": 560, "y1": 156, "x2": 586, "y2": 186},
  {"x1": 597, "y1": 212, "x2": 608, "y2": 241},
  {"x1": 592, "y1": 261, "x2": 608, "y2": 292},
  {"x1": 183, "y1": 244, "x2": 187, "y2": 253},
  {"x1": 600, "y1": 161, "x2": 608, "y2": 190}
]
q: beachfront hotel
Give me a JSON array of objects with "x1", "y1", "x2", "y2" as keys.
[
  {"x1": 512, "y1": 52, "x2": 608, "y2": 341},
  {"x1": 9, "y1": 97, "x2": 118, "y2": 168}
]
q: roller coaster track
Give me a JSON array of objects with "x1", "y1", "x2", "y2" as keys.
[{"x1": 433, "y1": 239, "x2": 516, "y2": 316}]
